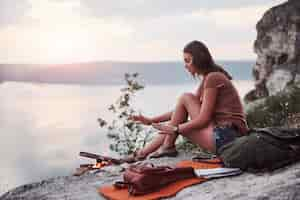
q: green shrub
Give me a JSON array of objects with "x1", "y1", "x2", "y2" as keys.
[{"x1": 246, "y1": 86, "x2": 300, "y2": 128}]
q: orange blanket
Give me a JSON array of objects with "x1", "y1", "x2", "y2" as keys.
[{"x1": 98, "y1": 159, "x2": 222, "y2": 200}]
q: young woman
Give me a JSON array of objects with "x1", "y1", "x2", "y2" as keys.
[{"x1": 127, "y1": 40, "x2": 249, "y2": 161}]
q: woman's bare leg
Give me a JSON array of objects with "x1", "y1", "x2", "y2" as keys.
[
  {"x1": 138, "y1": 134, "x2": 166, "y2": 156},
  {"x1": 139, "y1": 93, "x2": 202, "y2": 156},
  {"x1": 162, "y1": 93, "x2": 201, "y2": 148},
  {"x1": 172, "y1": 93, "x2": 215, "y2": 152}
]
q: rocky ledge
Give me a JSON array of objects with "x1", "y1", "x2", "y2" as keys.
[{"x1": 1, "y1": 151, "x2": 300, "y2": 200}]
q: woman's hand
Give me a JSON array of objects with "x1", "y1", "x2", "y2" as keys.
[
  {"x1": 129, "y1": 114, "x2": 152, "y2": 125},
  {"x1": 152, "y1": 123, "x2": 177, "y2": 134}
]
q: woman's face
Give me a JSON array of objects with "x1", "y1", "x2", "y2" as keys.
[{"x1": 183, "y1": 52, "x2": 198, "y2": 76}]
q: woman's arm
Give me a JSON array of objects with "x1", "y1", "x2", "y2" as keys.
[
  {"x1": 150, "y1": 111, "x2": 173, "y2": 123},
  {"x1": 129, "y1": 111, "x2": 173, "y2": 125},
  {"x1": 178, "y1": 87, "x2": 217, "y2": 135}
]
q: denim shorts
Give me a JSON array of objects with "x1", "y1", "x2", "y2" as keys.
[{"x1": 214, "y1": 126, "x2": 239, "y2": 154}]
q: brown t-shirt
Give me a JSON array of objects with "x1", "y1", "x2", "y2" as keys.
[{"x1": 198, "y1": 72, "x2": 249, "y2": 135}]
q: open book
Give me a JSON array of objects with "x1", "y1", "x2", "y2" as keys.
[{"x1": 194, "y1": 167, "x2": 242, "y2": 179}]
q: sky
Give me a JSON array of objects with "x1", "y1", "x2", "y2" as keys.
[{"x1": 0, "y1": 0, "x2": 287, "y2": 64}]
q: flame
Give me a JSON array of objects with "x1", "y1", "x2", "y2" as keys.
[{"x1": 93, "y1": 161, "x2": 110, "y2": 169}]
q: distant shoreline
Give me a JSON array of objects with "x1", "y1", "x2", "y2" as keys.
[
  {"x1": 0, "y1": 79, "x2": 254, "y2": 87},
  {"x1": 0, "y1": 60, "x2": 254, "y2": 85}
]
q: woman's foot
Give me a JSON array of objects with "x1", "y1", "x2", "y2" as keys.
[
  {"x1": 121, "y1": 150, "x2": 147, "y2": 163},
  {"x1": 149, "y1": 146, "x2": 178, "y2": 159}
]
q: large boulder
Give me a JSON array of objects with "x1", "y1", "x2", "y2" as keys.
[{"x1": 245, "y1": 0, "x2": 300, "y2": 101}]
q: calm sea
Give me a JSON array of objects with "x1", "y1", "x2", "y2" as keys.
[{"x1": 0, "y1": 62, "x2": 255, "y2": 195}]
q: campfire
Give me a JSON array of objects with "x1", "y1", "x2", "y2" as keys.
[{"x1": 93, "y1": 160, "x2": 110, "y2": 169}]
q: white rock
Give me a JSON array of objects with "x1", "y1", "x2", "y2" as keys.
[{"x1": 266, "y1": 69, "x2": 293, "y2": 96}]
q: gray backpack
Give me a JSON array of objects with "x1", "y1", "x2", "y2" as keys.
[{"x1": 218, "y1": 127, "x2": 300, "y2": 172}]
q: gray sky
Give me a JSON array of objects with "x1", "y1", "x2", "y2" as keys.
[{"x1": 0, "y1": 0, "x2": 287, "y2": 64}]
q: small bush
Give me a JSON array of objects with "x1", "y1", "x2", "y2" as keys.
[
  {"x1": 97, "y1": 73, "x2": 155, "y2": 155},
  {"x1": 246, "y1": 86, "x2": 300, "y2": 128}
]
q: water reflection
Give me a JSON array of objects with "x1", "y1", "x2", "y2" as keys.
[{"x1": 0, "y1": 82, "x2": 117, "y2": 194}]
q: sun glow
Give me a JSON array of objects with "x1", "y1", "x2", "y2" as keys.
[
  {"x1": 25, "y1": 0, "x2": 98, "y2": 63},
  {"x1": 39, "y1": 29, "x2": 95, "y2": 64}
]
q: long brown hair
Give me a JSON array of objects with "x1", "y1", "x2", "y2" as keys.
[{"x1": 183, "y1": 40, "x2": 232, "y2": 80}]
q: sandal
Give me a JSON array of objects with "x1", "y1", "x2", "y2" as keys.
[{"x1": 149, "y1": 147, "x2": 178, "y2": 159}]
